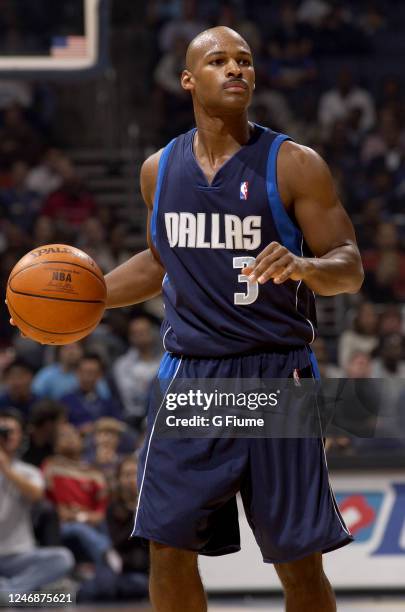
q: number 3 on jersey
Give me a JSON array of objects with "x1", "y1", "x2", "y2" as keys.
[{"x1": 233, "y1": 256, "x2": 259, "y2": 305}]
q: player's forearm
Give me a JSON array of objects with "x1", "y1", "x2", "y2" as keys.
[
  {"x1": 301, "y1": 245, "x2": 364, "y2": 296},
  {"x1": 105, "y1": 249, "x2": 165, "y2": 308}
]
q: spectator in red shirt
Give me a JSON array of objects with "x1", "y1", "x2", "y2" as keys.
[
  {"x1": 42, "y1": 158, "x2": 97, "y2": 228},
  {"x1": 43, "y1": 423, "x2": 120, "y2": 573}
]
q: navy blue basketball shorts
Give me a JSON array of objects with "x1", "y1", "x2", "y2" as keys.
[{"x1": 131, "y1": 347, "x2": 353, "y2": 563}]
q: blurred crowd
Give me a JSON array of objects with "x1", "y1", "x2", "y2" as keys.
[
  {"x1": 0, "y1": 314, "x2": 161, "y2": 601},
  {"x1": 1, "y1": 0, "x2": 405, "y2": 597}
]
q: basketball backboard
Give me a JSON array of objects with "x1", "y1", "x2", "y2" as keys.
[{"x1": 0, "y1": 0, "x2": 108, "y2": 77}]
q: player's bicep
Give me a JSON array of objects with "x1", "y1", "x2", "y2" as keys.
[
  {"x1": 290, "y1": 146, "x2": 358, "y2": 257},
  {"x1": 295, "y1": 193, "x2": 357, "y2": 258}
]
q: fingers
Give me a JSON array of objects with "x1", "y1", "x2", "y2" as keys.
[
  {"x1": 6, "y1": 302, "x2": 25, "y2": 337},
  {"x1": 255, "y1": 254, "x2": 294, "y2": 284},
  {"x1": 254, "y1": 241, "x2": 286, "y2": 266},
  {"x1": 256, "y1": 241, "x2": 287, "y2": 264},
  {"x1": 242, "y1": 242, "x2": 283, "y2": 278},
  {"x1": 249, "y1": 250, "x2": 294, "y2": 284},
  {"x1": 273, "y1": 263, "x2": 297, "y2": 284},
  {"x1": 241, "y1": 241, "x2": 301, "y2": 285},
  {"x1": 8, "y1": 318, "x2": 26, "y2": 337}
]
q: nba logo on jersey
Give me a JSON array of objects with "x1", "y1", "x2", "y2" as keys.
[{"x1": 240, "y1": 181, "x2": 249, "y2": 200}]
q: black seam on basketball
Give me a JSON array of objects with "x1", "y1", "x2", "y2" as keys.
[
  {"x1": 8, "y1": 287, "x2": 105, "y2": 304},
  {"x1": 9, "y1": 260, "x2": 105, "y2": 285},
  {"x1": 8, "y1": 301, "x2": 101, "y2": 336}
]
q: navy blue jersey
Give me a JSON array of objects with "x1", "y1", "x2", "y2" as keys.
[{"x1": 151, "y1": 124, "x2": 317, "y2": 357}]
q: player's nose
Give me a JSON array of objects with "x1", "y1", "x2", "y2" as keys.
[{"x1": 225, "y1": 59, "x2": 242, "y2": 78}]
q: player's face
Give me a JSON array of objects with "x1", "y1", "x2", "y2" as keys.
[{"x1": 183, "y1": 37, "x2": 255, "y2": 113}]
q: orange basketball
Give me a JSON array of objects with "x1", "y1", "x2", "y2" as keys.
[{"x1": 6, "y1": 244, "x2": 106, "y2": 345}]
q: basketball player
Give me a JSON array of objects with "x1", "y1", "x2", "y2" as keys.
[{"x1": 100, "y1": 27, "x2": 363, "y2": 611}]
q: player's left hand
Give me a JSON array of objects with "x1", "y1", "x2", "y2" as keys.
[{"x1": 243, "y1": 241, "x2": 308, "y2": 285}]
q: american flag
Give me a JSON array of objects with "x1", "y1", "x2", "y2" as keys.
[{"x1": 51, "y1": 36, "x2": 87, "y2": 59}]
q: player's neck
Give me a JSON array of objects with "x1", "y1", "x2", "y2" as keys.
[{"x1": 193, "y1": 113, "x2": 251, "y2": 162}]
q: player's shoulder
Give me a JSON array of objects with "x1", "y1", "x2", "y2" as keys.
[
  {"x1": 278, "y1": 139, "x2": 332, "y2": 187},
  {"x1": 140, "y1": 133, "x2": 187, "y2": 207},
  {"x1": 141, "y1": 148, "x2": 164, "y2": 183},
  {"x1": 279, "y1": 139, "x2": 325, "y2": 170},
  {"x1": 140, "y1": 148, "x2": 164, "y2": 208}
]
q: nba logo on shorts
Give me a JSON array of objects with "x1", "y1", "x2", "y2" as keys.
[{"x1": 240, "y1": 181, "x2": 249, "y2": 200}]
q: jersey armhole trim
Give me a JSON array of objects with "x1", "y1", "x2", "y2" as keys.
[
  {"x1": 266, "y1": 133, "x2": 302, "y2": 256},
  {"x1": 151, "y1": 138, "x2": 177, "y2": 247}
]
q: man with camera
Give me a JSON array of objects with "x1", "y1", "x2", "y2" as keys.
[{"x1": 0, "y1": 409, "x2": 74, "y2": 599}]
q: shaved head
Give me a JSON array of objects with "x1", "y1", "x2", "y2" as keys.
[
  {"x1": 186, "y1": 26, "x2": 251, "y2": 71},
  {"x1": 181, "y1": 25, "x2": 255, "y2": 115}
]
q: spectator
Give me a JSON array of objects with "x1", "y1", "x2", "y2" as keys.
[
  {"x1": 11, "y1": 334, "x2": 47, "y2": 379},
  {"x1": 338, "y1": 302, "x2": 379, "y2": 370},
  {"x1": 0, "y1": 410, "x2": 74, "y2": 598},
  {"x1": 76, "y1": 217, "x2": 116, "y2": 273},
  {"x1": 356, "y1": 198, "x2": 383, "y2": 251},
  {"x1": 361, "y1": 110, "x2": 405, "y2": 169},
  {"x1": 0, "y1": 80, "x2": 33, "y2": 110},
  {"x1": 377, "y1": 76, "x2": 403, "y2": 122},
  {"x1": 267, "y1": 37, "x2": 317, "y2": 93},
  {"x1": 78, "y1": 455, "x2": 149, "y2": 602},
  {"x1": 0, "y1": 103, "x2": 44, "y2": 169},
  {"x1": 0, "y1": 161, "x2": 41, "y2": 231},
  {"x1": 362, "y1": 222, "x2": 405, "y2": 302},
  {"x1": 213, "y1": 2, "x2": 262, "y2": 54},
  {"x1": 43, "y1": 423, "x2": 121, "y2": 574},
  {"x1": 318, "y1": 67, "x2": 376, "y2": 135},
  {"x1": 267, "y1": 3, "x2": 317, "y2": 94},
  {"x1": 0, "y1": 359, "x2": 38, "y2": 420},
  {"x1": 154, "y1": 35, "x2": 194, "y2": 141},
  {"x1": 379, "y1": 305, "x2": 403, "y2": 336},
  {"x1": 0, "y1": 346, "x2": 16, "y2": 391},
  {"x1": 327, "y1": 351, "x2": 377, "y2": 453},
  {"x1": 344, "y1": 351, "x2": 372, "y2": 378},
  {"x1": 113, "y1": 316, "x2": 161, "y2": 429},
  {"x1": 22, "y1": 400, "x2": 66, "y2": 468},
  {"x1": 312, "y1": 337, "x2": 342, "y2": 376},
  {"x1": 61, "y1": 354, "x2": 121, "y2": 432},
  {"x1": 108, "y1": 223, "x2": 135, "y2": 268},
  {"x1": 84, "y1": 418, "x2": 126, "y2": 493},
  {"x1": 297, "y1": 0, "x2": 330, "y2": 27},
  {"x1": 32, "y1": 215, "x2": 58, "y2": 247},
  {"x1": 42, "y1": 158, "x2": 97, "y2": 228},
  {"x1": 25, "y1": 148, "x2": 64, "y2": 197},
  {"x1": 158, "y1": 0, "x2": 207, "y2": 52},
  {"x1": 32, "y1": 342, "x2": 111, "y2": 401},
  {"x1": 371, "y1": 333, "x2": 405, "y2": 378},
  {"x1": 314, "y1": 4, "x2": 371, "y2": 55},
  {"x1": 371, "y1": 335, "x2": 405, "y2": 437},
  {"x1": 358, "y1": 2, "x2": 386, "y2": 37}
]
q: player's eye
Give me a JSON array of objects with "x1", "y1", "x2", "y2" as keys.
[
  {"x1": 210, "y1": 58, "x2": 225, "y2": 65},
  {"x1": 239, "y1": 59, "x2": 251, "y2": 66}
]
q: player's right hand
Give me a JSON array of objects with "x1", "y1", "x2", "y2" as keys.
[{"x1": 5, "y1": 301, "x2": 26, "y2": 337}]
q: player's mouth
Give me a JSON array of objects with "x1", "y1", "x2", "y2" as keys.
[{"x1": 223, "y1": 79, "x2": 248, "y2": 91}]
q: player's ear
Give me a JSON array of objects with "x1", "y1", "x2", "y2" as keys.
[{"x1": 181, "y1": 70, "x2": 194, "y2": 91}]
